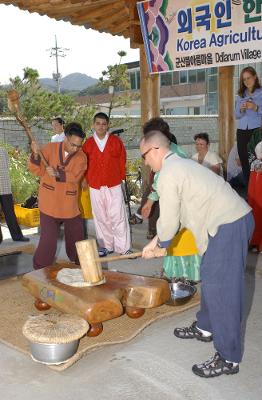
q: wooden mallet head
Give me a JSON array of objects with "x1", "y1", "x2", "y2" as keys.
[
  {"x1": 75, "y1": 238, "x2": 104, "y2": 285},
  {"x1": 7, "y1": 89, "x2": 20, "y2": 114}
]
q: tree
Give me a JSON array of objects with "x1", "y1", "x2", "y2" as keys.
[
  {"x1": 98, "y1": 51, "x2": 133, "y2": 119},
  {"x1": 1, "y1": 67, "x2": 96, "y2": 133}
]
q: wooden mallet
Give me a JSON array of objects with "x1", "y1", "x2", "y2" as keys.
[
  {"x1": 7, "y1": 89, "x2": 49, "y2": 167},
  {"x1": 75, "y1": 239, "x2": 142, "y2": 286}
]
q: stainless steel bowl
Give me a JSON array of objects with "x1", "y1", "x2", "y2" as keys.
[
  {"x1": 165, "y1": 281, "x2": 197, "y2": 306},
  {"x1": 29, "y1": 340, "x2": 79, "y2": 365}
]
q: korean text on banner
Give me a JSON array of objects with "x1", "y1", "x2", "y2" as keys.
[{"x1": 137, "y1": 0, "x2": 262, "y2": 73}]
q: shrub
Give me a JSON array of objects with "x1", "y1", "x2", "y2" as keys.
[{"x1": 0, "y1": 142, "x2": 39, "y2": 204}]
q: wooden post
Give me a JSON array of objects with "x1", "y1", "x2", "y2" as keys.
[
  {"x1": 218, "y1": 66, "x2": 235, "y2": 163},
  {"x1": 139, "y1": 45, "x2": 160, "y2": 187},
  {"x1": 140, "y1": 46, "x2": 160, "y2": 125},
  {"x1": 75, "y1": 239, "x2": 104, "y2": 285}
]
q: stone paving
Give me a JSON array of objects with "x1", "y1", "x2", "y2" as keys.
[{"x1": 0, "y1": 220, "x2": 261, "y2": 400}]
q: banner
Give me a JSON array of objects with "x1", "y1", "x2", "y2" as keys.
[{"x1": 137, "y1": 0, "x2": 262, "y2": 73}]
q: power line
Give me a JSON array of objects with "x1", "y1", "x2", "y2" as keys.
[{"x1": 47, "y1": 35, "x2": 69, "y2": 93}]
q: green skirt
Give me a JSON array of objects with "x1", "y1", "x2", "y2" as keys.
[{"x1": 163, "y1": 254, "x2": 201, "y2": 281}]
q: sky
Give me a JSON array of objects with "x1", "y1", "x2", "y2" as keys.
[{"x1": 0, "y1": 4, "x2": 140, "y2": 85}]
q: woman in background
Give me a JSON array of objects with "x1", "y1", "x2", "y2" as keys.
[
  {"x1": 192, "y1": 132, "x2": 223, "y2": 177},
  {"x1": 235, "y1": 66, "x2": 262, "y2": 186}
]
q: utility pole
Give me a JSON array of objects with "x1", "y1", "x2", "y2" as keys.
[{"x1": 48, "y1": 36, "x2": 69, "y2": 93}]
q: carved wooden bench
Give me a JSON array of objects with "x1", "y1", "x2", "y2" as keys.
[{"x1": 22, "y1": 264, "x2": 170, "y2": 337}]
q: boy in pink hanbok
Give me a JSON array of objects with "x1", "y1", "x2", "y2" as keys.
[{"x1": 82, "y1": 112, "x2": 131, "y2": 256}]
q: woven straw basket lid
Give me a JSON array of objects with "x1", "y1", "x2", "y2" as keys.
[{"x1": 22, "y1": 314, "x2": 89, "y2": 344}]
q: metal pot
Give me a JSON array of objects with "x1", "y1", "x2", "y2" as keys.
[
  {"x1": 29, "y1": 339, "x2": 79, "y2": 365},
  {"x1": 165, "y1": 281, "x2": 197, "y2": 306}
]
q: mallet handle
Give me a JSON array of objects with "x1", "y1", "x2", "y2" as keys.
[
  {"x1": 95, "y1": 251, "x2": 142, "y2": 263},
  {"x1": 16, "y1": 114, "x2": 49, "y2": 167}
]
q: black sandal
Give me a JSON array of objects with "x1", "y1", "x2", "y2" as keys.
[
  {"x1": 192, "y1": 352, "x2": 239, "y2": 378},
  {"x1": 146, "y1": 232, "x2": 156, "y2": 240},
  {"x1": 174, "y1": 321, "x2": 213, "y2": 342},
  {"x1": 129, "y1": 214, "x2": 143, "y2": 225}
]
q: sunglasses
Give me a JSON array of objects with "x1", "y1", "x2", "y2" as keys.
[{"x1": 141, "y1": 147, "x2": 159, "y2": 160}]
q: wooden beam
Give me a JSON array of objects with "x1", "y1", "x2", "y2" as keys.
[
  {"x1": 125, "y1": 0, "x2": 143, "y2": 48},
  {"x1": 140, "y1": 46, "x2": 160, "y2": 124},
  {"x1": 91, "y1": 8, "x2": 124, "y2": 30},
  {"x1": 140, "y1": 45, "x2": 160, "y2": 187},
  {"x1": 71, "y1": 1, "x2": 120, "y2": 23},
  {"x1": 218, "y1": 66, "x2": 235, "y2": 162},
  {"x1": 105, "y1": 19, "x2": 129, "y2": 35},
  {"x1": 43, "y1": 7, "x2": 89, "y2": 18}
]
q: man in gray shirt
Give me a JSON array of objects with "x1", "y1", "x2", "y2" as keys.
[{"x1": 141, "y1": 130, "x2": 254, "y2": 378}]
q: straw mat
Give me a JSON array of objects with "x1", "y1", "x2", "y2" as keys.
[{"x1": 0, "y1": 277, "x2": 200, "y2": 371}]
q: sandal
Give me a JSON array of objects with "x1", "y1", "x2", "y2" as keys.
[
  {"x1": 192, "y1": 352, "x2": 239, "y2": 378},
  {"x1": 121, "y1": 249, "x2": 137, "y2": 259},
  {"x1": 146, "y1": 232, "x2": 156, "y2": 240},
  {"x1": 98, "y1": 248, "x2": 114, "y2": 257},
  {"x1": 174, "y1": 321, "x2": 213, "y2": 342},
  {"x1": 129, "y1": 214, "x2": 143, "y2": 225}
]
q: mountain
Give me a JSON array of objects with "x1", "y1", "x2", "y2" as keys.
[{"x1": 39, "y1": 73, "x2": 98, "y2": 92}]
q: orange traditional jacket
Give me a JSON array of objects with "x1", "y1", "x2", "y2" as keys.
[{"x1": 28, "y1": 142, "x2": 87, "y2": 219}]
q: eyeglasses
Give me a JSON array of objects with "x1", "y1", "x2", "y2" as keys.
[
  {"x1": 67, "y1": 139, "x2": 82, "y2": 149},
  {"x1": 141, "y1": 147, "x2": 159, "y2": 160}
]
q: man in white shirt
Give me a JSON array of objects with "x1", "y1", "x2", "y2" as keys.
[
  {"x1": 51, "y1": 117, "x2": 65, "y2": 143},
  {"x1": 141, "y1": 130, "x2": 254, "y2": 378}
]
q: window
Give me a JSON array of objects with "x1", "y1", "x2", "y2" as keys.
[
  {"x1": 208, "y1": 74, "x2": 217, "y2": 92},
  {"x1": 207, "y1": 92, "x2": 218, "y2": 114},
  {"x1": 173, "y1": 71, "x2": 179, "y2": 84},
  {"x1": 129, "y1": 71, "x2": 137, "y2": 90},
  {"x1": 179, "y1": 70, "x2": 188, "y2": 83},
  {"x1": 179, "y1": 69, "x2": 206, "y2": 84},
  {"x1": 128, "y1": 70, "x2": 140, "y2": 90},
  {"x1": 136, "y1": 71, "x2": 140, "y2": 90},
  {"x1": 188, "y1": 70, "x2": 197, "y2": 83},
  {"x1": 206, "y1": 67, "x2": 218, "y2": 114},
  {"x1": 161, "y1": 72, "x2": 173, "y2": 86},
  {"x1": 197, "y1": 69, "x2": 205, "y2": 82}
]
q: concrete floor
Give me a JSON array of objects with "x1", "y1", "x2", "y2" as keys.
[{"x1": 0, "y1": 220, "x2": 262, "y2": 400}]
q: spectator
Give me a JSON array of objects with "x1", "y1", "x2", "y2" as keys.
[
  {"x1": 248, "y1": 128, "x2": 262, "y2": 253},
  {"x1": 226, "y1": 143, "x2": 245, "y2": 195},
  {"x1": 235, "y1": 66, "x2": 262, "y2": 185},
  {"x1": 192, "y1": 132, "x2": 223, "y2": 176},
  {"x1": 0, "y1": 146, "x2": 29, "y2": 242},
  {"x1": 51, "y1": 117, "x2": 65, "y2": 143},
  {"x1": 130, "y1": 117, "x2": 186, "y2": 239},
  {"x1": 82, "y1": 112, "x2": 131, "y2": 256}
]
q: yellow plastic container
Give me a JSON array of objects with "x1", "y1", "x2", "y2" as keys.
[
  {"x1": 79, "y1": 188, "x2": 93, "y2": 219},
  {"x1": 14, "y1": 204, "x2": 40, "y2": 227}
]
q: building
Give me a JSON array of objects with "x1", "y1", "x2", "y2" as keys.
[{"x1": 77, "y1": 61, "x2": 262, "y2": 118}]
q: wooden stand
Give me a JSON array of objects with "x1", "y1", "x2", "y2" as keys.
[{"x1": 22, "y1": 264, "x2": 170, "y2": 337}]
